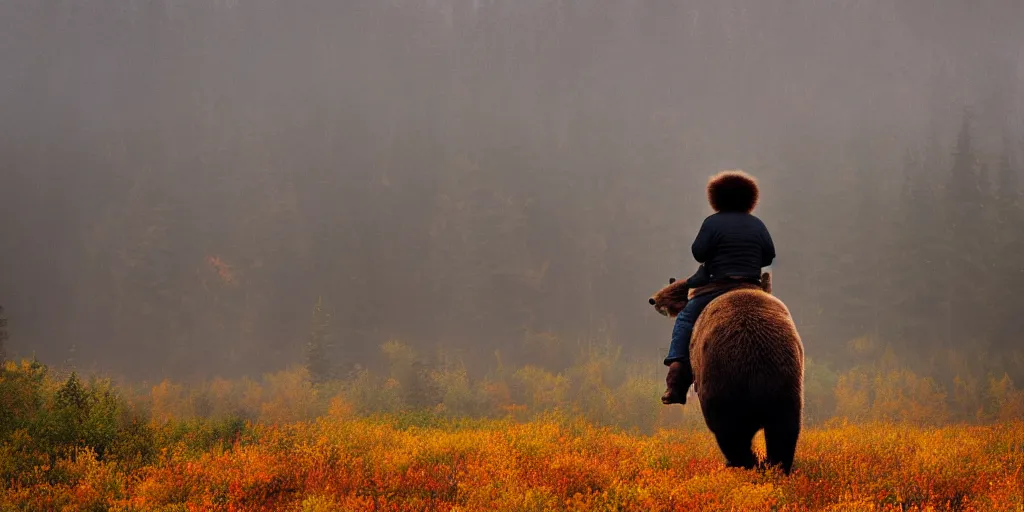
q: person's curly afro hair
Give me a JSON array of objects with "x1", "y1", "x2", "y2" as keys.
[{"x1": 707, "y1": 170, "x2": 760, "y2": 214}]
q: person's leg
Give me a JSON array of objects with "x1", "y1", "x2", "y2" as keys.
[
  {"x1": 663, "y1": 291, "x2": 720, "y2": 365},
  {"x1": 662, "y1": 290, "x2": 726, "y2": 405},
  {"x1": 664, "y1": 309, "x2": 695, "y2": 365},
  {"x1": 661, "y1": 316, "x2": 694, "y2": 404}
]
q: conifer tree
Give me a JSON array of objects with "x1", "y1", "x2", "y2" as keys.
[
  {"x1": 942, "y1": 109, "x2": 988, "y2": 349},
  {"x1": 0, "y1": 305, "x2": 7, "y2": 363},
  {"x1": 889, "y1": 145, "x2": 945, "y2": 350},
  {"x1": 304, "y1": 296, "x2": 334, "y2": 385},
  {"x1": 992, "y1": 137, "x2": 1024, "y2": 351},
  {"x1": 995, "y1": 137, "x2": 1020, "y2": 220}
]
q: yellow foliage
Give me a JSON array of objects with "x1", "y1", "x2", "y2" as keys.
[
  {"x1": 4, "y1": 412, "x2": 1024, "y2": 511},
  {"x1": 871, "y1": 369, "x2": 948, "y2": 425},
  {"x1": 7, "y1": 338, "x2": 1024, "y2": 511},
  {"x1": 326, "y1": 395, "x2": 354, "y2": 421},
  {"x1": 988, "y1": 373, "x2": 1024, "y2": 422},
  {"x1": 835, "y1": 367, "x2": 949, "y2": 425},
  {"x1": 298, "y1": 494, "x2": 341, "y2": 512},
  {"x1": 726, "y1": 481, "x2": 783, "y2": 510},
  {"x1": 834, "y1": 370, "x2": 870, "y2": 422},
  {"x1": 150, "y1": 379, "x2": 187, "y2": 424},
  {"x1": 259, "y1": 366, "x2": 317, "y2": 424},
  {"x1": 238, "y1": 376, "x2": 265, "y2": 415},
  {"x1": 514, "y1": 365, "x2": 569, "y2": 411}
]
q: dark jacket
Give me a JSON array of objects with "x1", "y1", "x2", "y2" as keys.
[{"x1": 684, "y1": 212, "x2": 775, "y2": 287}]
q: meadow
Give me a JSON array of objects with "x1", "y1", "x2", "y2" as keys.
[{"x1": 2, "y1": 343, "x2": 1024, "y2": 511}]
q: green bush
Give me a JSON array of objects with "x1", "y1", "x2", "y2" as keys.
[
  {"x1": 154, "y1": 414, "x2": 252, "y2": 457},
  {"x1": 0, "y1": 359, "x2": 157, "y2": 485},
  {"x1": 107, "y1": 415, "x2": 158, "y2": 473},
  {"x1": 0, "y1": 359, "x2": 48, "y2": 439},
  {"x1": 38, "y1": 372, "x2": 122, "y2": 460}
]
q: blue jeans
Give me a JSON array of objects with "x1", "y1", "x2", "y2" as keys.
[{"x1": 664, "y1": 288, "x2": 731, "y2": 366}]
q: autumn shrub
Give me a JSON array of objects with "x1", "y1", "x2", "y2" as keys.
[
  {"x1": 0, "y1": 359, "x2": 48, "y2": 440},
  {"x1": 381, "y1": 340, "x2": 443, "y2": 409},
  {"x1": 0, "y1": 360, "x2": 158, "y2": 493},
  {"x1": 149, "y1": 378, "x2": 192, "y2": 424},
  {"x1": 153, "y1": 414, "x2": 253, "y2": 457},
  {"x1": 834, "y1": 365, "x2": 951, "y2": 425},
  {"x1": 430, "y1": 365, "x2": 498, "y2": 418},
  {"x1": 105, "y1": 415, "x2": 159, "y2": 473},
  {"x1": 343, "y1": 365, "x2": 404, "y2": 415},
  {"x1": 512, "y1": 364, "x2": 570, "y2": 412},
  {"x1": 3, "y1": 355, "x2": 1024, "y2": 511},
  {"x1": 38, "y1": 373, "x2": 124, "y2": 459},
  {"x1": 0, "y1": 427, "x2": 46, "y2": 487},
  {"x1": 87, "y1": 334, "x2": 1019, "y2": 433},
  {"x1": 2, "y1": 363, "x2": 123, "y2": 459},
  {"x1": 802, "y1": 357, "x2": 838, "y2": 423}
]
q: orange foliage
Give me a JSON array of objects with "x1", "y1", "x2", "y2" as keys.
[
  {"x1": 4, "y1": 351, "x2": 1024, "y2": 511},
  {"x1": 207, "y1": 255, "x2": 236, "y2": 285},
  {"x1": 150, "y1": 378, "x2": 187, "y2": 424},
  {"x1": 3, "y1": 417, "x2": 1023, "y2": 511}
]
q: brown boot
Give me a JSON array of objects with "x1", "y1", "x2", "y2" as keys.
[{"x1": 661, "y1": 361, "x2": 694, "y2": 405}]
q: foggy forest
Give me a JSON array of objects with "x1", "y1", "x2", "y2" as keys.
[
  {"x1": 3, "y1": 1, "x2": 1024, "y2": 510},
  {"x1": 2, "y1": 0, "x2": 1024, "y2": 417},
  {"x1": 4, "y1": 0, "x2": 1023, "y2": 385}
]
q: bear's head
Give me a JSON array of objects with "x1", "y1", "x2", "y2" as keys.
[
  {"x1": 648, "y1": 271, "x2": 773, "y2": 318},
  {"x1": 648, "y1": 277, "x2": 689, "y2": 318}
]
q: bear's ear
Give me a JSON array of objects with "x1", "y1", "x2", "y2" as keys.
[
  {"x1": 649, "y1": 298, "x2": 656, "y2": 305},
  {"x1": 760, "y1": 271, "x2": 772, "y2": 294},
  {"x1": 668, "y1": 277, "x2": 676, "y2": 284}
]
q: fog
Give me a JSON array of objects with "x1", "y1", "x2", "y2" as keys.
[{"x1": 1, "y1": 0, "x2": 1022, "y2": 382}]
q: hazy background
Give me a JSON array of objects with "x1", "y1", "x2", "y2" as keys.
[{"x1": 2, "y1": 0, "x2": 1022, "y2": 383}]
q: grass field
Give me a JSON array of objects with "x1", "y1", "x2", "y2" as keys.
[{"x1": 3, "y1": 413, "x2": 1023, "y2": 511}]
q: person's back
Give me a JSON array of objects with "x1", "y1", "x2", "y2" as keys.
[
  {"x1": 681, "y1": 173, "x2": 775, "y2": 289},
  {"x1": 662, "y1": 170, "x2": 776, "y2": 405},
  {"x1": 692, "y1": 211, "x2": 774, "y2": 284}
]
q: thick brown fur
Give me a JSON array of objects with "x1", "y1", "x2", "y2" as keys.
[
  {"x1": 707, "y1": 170, "x2": 760, "y2": 214},
  {"x1": 648, "y1": 273, "x2": 803, "y2": 474}
]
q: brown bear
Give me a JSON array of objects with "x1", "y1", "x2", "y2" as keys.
[{"x1": 648, "y1": 272, "x2": 804, "y2": 474}]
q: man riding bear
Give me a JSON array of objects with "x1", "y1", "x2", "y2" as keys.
[{"x1": 662, "y1": 170, "x2": 776, "y2": 405}]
